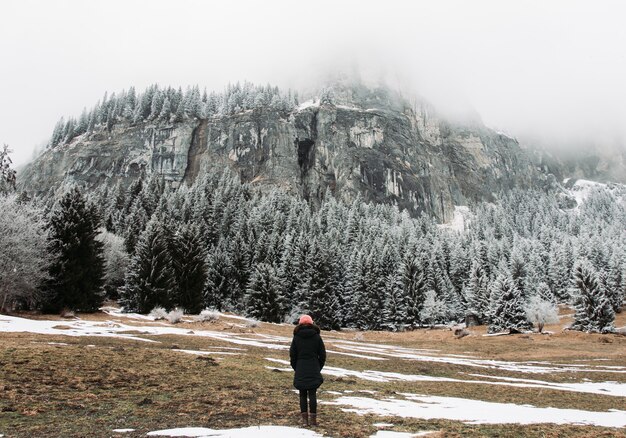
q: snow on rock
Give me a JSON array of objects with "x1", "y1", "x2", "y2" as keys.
[
  {"x1": 328, "y1": 393, "x2": 626, "y2": 428},
  {"x1": 147, "y1": 425, "x2": 324, "y2": 437},
  {"x1": 439, "y1": 206, "x2": 471, "y2": 233},
  {"x1": 297, "y1": 99, "x2": 320, "y2": 112}
]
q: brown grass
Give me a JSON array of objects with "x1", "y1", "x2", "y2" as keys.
[{"x1": 1, "y1": 308, "x2": 625, "y2": 437}]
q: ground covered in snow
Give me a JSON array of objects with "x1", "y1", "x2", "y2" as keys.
[{"x1": 0, "y1": 306, "x2": 625, "y2": 437}]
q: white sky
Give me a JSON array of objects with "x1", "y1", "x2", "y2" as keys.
[{"x1": 1, "y1": 0, "x2": 625, "y2": 166}]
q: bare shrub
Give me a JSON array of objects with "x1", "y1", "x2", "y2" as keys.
[
  {"x1": 195, "y1": 309, "x2": 220, "y2": 323},
  {"x1": 149, "y1": 306, "x2": 167, "y2": 321},
  {"x1": 166, "y1": 308, "x2": 184, "y2": 324}
]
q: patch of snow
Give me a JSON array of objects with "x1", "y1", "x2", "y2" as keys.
[
  {"x1": 297, "y1": 99, "x2": 320, "y2": 111},
  {"x1": 112, "y1": 429, "x2": 135, "y2": 433},
  {"x1": 101, "y1": 306, "x2": 156, "y2": 321},
  {"x1": 147, "y1": 425, "x2": 324, "y2": 437},
  {"x1": 465, "y1": 373, "x2": 626, "y2": 397},
  {"x1": 326, "y1": 349, "x2": 388, "y2": 361},
  {"x1": 331, "y1": 341, "x2": 626, "y2": 375},
  {"x1": 266, "y1": 358, "x2": 626, "y2": 397},
  {"x1": 439, "y1": 206, "x2": 471, "y2": 233},
  {"x1": 47, "y1": 342, "x2": 69, "y2": 346},
  {"x1": 0, "y1": 315, "x2": 288, "y2": 349},
  {"x1": 328, "y1": 393, "x2": 626, "y2": 428},
  {"x1": 373, "y1": 423, "x2": 394, "y2": 428}
]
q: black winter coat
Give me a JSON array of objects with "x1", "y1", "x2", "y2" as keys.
[{"x1": 289, "y1": 324, "x2": 326, "y2": 390}]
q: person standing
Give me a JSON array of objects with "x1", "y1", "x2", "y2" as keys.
[{"x1": 290, "y1": 314, "x2": 326, "y2": 427}]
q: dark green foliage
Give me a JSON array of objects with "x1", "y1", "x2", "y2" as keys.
[
  {"x1": 38, "y1": 163, "x2": 622, "y2": 331},
  {"x1": 488, "y1": 274, "x2": 533, "y2": 333},
  {"x1": 42, "y1": 187, "x2": 104, "y2": 312},
  {"x1": 571, "y1": 260, "x2": 615, "y2": 333},
  {"x1": 120, "y1": 218, "x2": 175, "y2": 313},
  {"x1": 170, "y1": 224, "x2": 207, "y2": 314},
  {"x1": 245, "y1": 263, "x2": 283, "y2": 323}
]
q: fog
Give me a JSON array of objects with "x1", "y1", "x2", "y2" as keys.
[{"x1": 1, "y1": 0, "x2": 625, "y2": 166}]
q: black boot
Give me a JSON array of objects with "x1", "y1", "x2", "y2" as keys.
[
  {"x1": 310, "y1": 413, "x2": 317, "y2": 426},
  {"x1": 300, "y1": 412, "x2": 309, "y2": 426}
]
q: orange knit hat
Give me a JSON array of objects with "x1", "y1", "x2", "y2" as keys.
[{"x1": 299, "y1": 314, "x2": 314, "y2": 325}]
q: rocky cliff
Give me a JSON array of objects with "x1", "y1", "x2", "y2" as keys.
[{"x1": 18, "y1": 83, "x2": 550, "y2": 222}]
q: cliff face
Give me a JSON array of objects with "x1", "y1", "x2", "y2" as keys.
[{"x1": 18, "y1": 84, "x2": 548, "y2": 222}]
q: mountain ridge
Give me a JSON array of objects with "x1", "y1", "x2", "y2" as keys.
[{"x1": 18, "y1": 82, "x2": 553, "y2": 222}]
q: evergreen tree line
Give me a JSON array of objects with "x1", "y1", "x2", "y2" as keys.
[
  {"x1": 86, "y1": 170, "x2": 624, "y2": 332},
  {"x1": 2, "y1": 167, "x2": 624, "y2": 334},
  {"x1": 48, "y1": 82, "x2": 299, "y2": 148}
]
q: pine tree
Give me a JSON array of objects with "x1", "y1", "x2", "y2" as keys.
[
  {"x1": 606, "y1": 251, "x2": 625, "y2": 312},
  {"x1": 420, "y1": 290, "x2": 448, "y2": 327},
  {"x1": 302, "y1": 239, "x2": 341, "y2": 330},
  {"x1": 0, "y1": 144, "x2": 17, "y2": 194},
  {"x1": 245, "y1": 263, "x2": 283, "y2": 323},
  {"x1": 465, "y1": 259, "x2": 490, "y2": 324},
  {"x1": 399, "y1": 255, "x2": 427, "y2": 328},
  {"x1": 570, "y1": 260, "x2": 615, "y2": 333},
  {"x1": 120, "y1": 217, "x2": 175, "y2": 313},
  {"x1": 488, "y1": 274, "x2": 533, "y2": 333},
  {"x1": 204, "y1": 245, "x2": 237, "y2": 311},
  {"x1": 42, "y1": 187, "x2": 105, "y2": 312},
  {"x1": 170, "y1": 224, "x2": 207, "y2": 314}
]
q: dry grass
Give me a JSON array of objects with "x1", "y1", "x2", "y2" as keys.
[{"x1": 1, "y1": 308, "x2": 625, "y2": 437}]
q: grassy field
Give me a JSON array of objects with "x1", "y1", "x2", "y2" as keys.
[{"x1": 0, "y1": 308, "x2": 625, "y2": 438}]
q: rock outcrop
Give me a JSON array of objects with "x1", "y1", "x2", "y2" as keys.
[{"x1": 18, "y1": 83, "x2": 550, "y2": 222}]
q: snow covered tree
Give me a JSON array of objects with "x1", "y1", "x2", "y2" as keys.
[
  {"x1": 525, "y1": 295, "x2": 559, "y2": 333},
  {"x1": 570, "y1": 260, "x2": 615, "y2": 333},
  {"x1": 204, "y1": 246, "x2": 237, "y2": 311},
  {"x1": 96, "y1": 229, "x2": 129, "y2": 299},
  {"x1": 419, "y1": 290, "x2": 448, "y2": 327},
  {"x1": 605, "y1": 251, "x2": 625, "y2": 312},
  {"x1": 0, "y1": 144, "x2": 16, "y2": 194},
  {"x1": 300, "y1": 239, "x2": 341, "y2": 330},
  {"x1": 488, "y1": 274, "x2": 532, "y2": 333},
  {"x1": 245, "y1": 263, "x2": 283, "y2": 323},
  {"x1": 0, "y1": 196, "x2": 50, "y2": 311},
  {"x1": 170, "y1": 224, "x2": 207, "y2": 314},
  {"x1": 42, "y1": 187, "x2": 105, "y2": 313},
  {"x1": 120, "y1": 217, "x2": 175, "y2": 313},
  {"x1": 464, "y1": 259, "x2": 490, "y2": 324},
  {"x1": 397, "y1": 255, "x2": 428, "y2": 328}
]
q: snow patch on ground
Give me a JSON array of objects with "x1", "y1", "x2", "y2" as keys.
[
  {"x1": 0, "y1": 315, "x2": 288, "y2": 349},
  {"x1": 101, "y1": 306, "x2": 156, "y2": 321},
  {"x1": 147, "y1": 425, "x2": 324, "y2": 437},
  {"x1": 112, "y1": 429, "x2": 135, "y2": 433},
  {"x1": 331, "y1": 341, "x2": 626, "y2": 374},
  {"x1": 265, "y1": 358, "x2": 626, "y2": 397},
  {"x1": 328, "y1": 393, "x2": 626, "y2": 428}
]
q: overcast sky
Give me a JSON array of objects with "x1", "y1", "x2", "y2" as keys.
[{"x1": 1, "y1": 0, "x2": 625, "y2": 166}]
